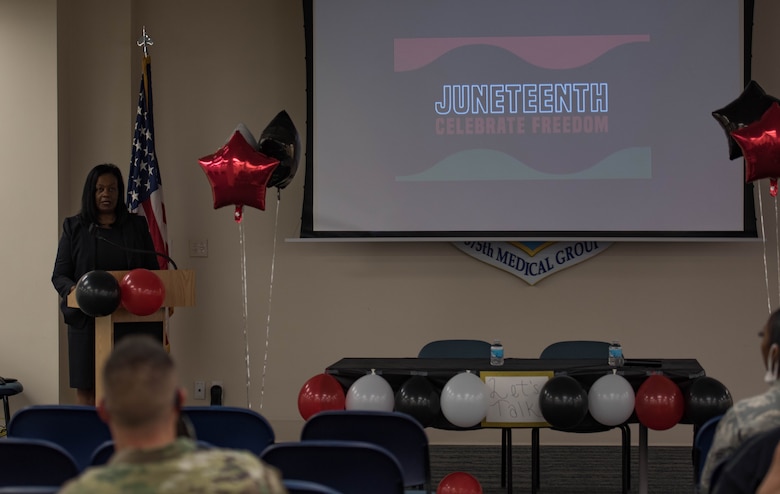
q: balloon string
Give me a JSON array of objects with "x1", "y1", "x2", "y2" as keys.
[
  {"x1": 759, "y1": 185, "x2": 772, "y2": 314},
  {"x1": 775, "y1": 196, "x2": 779, "y2": 309},
  {"x1": 238, "y1": 221, "x2": 251, "y2": 408},
  {"x1": 259, "y1": 192, "x2": 281, "y2": 410}
]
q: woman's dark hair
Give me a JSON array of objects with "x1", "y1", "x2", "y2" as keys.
[
  {"x1": 768, "y1": 309, "x2": 780, "y2": 345},
  {"x1": 78, "y1": 163, "x2": 129, "y2": 225}
]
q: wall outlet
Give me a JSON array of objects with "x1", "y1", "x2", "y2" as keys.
[{"x1": 194, "y1": 380, "x2": 206, "y2": 400}]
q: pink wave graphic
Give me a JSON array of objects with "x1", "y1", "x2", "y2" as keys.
[{"x1": 394, "y1": 35, "x2": 650, "y2": 72}]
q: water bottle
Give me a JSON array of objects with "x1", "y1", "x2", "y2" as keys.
[
  {"x1": 490, "y1": 340, "x2": 504, "y2": 366},
  {"x1": 608, "y1": 341, "x2": 624, "y2": 367}
]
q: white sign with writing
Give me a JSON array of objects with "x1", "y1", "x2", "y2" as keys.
[
  {"x1": 481, "y1": 371, "x2": 554, "y2": 427},
  {"x1": 454, "y1": 241, "x2": 612, "y2": 285}
]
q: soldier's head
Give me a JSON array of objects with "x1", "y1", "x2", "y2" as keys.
[
  {"x1": 761, "y1": 309, "x2": 780, "y2": 381},
  {"x1": 98, "y1": 335, "x2": 184, "y2": 431}
]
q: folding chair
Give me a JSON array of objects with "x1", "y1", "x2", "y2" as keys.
[
  {"x1": 417, "y1": 339, "x2": 511, "y2": 487},
  {"x1": 261, "y1": 440, "x2": 405, "y2": 494},
  {"x1": 301, "y1": 410, "x2": 431, "y2": 493},
  {"x1": 182, "y1": 406, "x2": 275, "y2": 456},
  {"x1": 7, "y1": 405, "x2": 111, "y2": 471},
  {"x1": 532, "y1": 340, "x2": 631, "y2": 494}
]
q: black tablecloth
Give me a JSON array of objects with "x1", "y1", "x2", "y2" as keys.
[{"x1": 327, "y1": 357, "x2": 703, "y2": 386}]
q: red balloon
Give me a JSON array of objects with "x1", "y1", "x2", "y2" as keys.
[
  {"x1": 297, "y1": 374, "x2": 346, "y2": 420},
  {"x1": 731, "y1": 102, "x2": 780, "y2": 196},
  {"x1": 119, "y1": 268, "x2": 166, "y2": 316},
  {"x1": 198, "y1": 130, "x2": 281, "y2": 222},
  {"x1": 634, "y1": 375, "x2": 684, "y2": 431},
  {"x1": 437, "y1": 472, "x2": 483, "y2": 494}
]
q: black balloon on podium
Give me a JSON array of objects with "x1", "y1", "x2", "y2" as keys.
[
  {"x1": 394, "y1": 376, "x2": 440, "y2": 427},
  {"x1": 684, "y1": 376, "x2": 733, "y2": 425},
  {"x1": 75, "y1": 270, "x2": 121, "y2": 317},
  {"x1": 539, "y1": 375, "x2": 589, "y2": 429}
]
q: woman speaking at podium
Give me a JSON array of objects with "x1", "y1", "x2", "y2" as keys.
[{"x1": 52, "y1": 163, "x2": 160, "y2": 405}]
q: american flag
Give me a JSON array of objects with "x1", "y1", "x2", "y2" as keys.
[
  {"x1": 127, "y1": 56, "x2": 169, "y2": 270},
  {"x1": 127, "y1": 56, "x2": 170, "y2": 350}
]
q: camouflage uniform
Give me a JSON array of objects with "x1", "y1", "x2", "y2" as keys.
[
  {"x1": 699, "y1": 381, "x2": 780, "y2": 493},
  {"x1": 58, "y1": 437, "x2": 287, "y2": 494}
]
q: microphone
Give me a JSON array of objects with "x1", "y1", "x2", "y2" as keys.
[{"x1": 90, "y1": 223, "x2": 179, "y2": 270}]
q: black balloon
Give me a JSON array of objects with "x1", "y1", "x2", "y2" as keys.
[
  {"x1": 75, "y1": 270, "x2": 121, "y2": 317},
  {"x1": 712, "y1": 80, "x2": 780, "y2": 160},
  {"x1": 684, "y1": 376, "x2": 733, "y2": 426},
  {"x1": 394, "y1": 376, "x2": 440, "y2": 427},
  {"x1": 259, "y1": 110, "x2": 300, "y2": 190},
  {"x1": 539, "y1": 375, "x2": 588, "y2": 429}
]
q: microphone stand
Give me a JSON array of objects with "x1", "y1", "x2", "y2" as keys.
[{"x1": 89, "y1": 223, "x2": 178, "y2": 270}]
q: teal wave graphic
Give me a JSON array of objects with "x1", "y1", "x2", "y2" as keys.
[{"x1": 396, "y1": 147, "x2": 651, "y2": 181}]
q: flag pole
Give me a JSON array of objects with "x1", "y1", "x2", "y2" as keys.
[
  {"x1": 137, "y1": 26, "x2": 153, "y2": 57},
  {"x1": 130, "y1": 26, "x2": 172, "y2": 350},
  {"x1": 136, "y1": 27, "x2": 153, "y2": 109}
]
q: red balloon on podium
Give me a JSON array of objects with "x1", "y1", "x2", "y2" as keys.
[
  {"x1": 119, "y1": 268, "x2": 165, "y2": 316},
  {"x1": 297, "y1": 373, "x2": 346, "y2": 420}
]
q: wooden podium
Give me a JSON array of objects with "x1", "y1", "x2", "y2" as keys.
[{"x1": 68, "y1": 270, "x2": 195, "y2": 402}]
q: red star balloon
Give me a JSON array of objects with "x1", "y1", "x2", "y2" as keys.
[
  {"x1": 198, "y1": 130, "x2": 281, "y2": 222},
  {"x1": 731, "y1": 102, "x2": 780, "y2": 197}
]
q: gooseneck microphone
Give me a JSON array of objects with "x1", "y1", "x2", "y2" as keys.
[{"x1": 89, "y1": 223, "x2": 179, "y2": 270}]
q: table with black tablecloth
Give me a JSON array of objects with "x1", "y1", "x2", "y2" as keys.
[{"x1": 326, "y1": 357, "x2": 705, "y2": 494}]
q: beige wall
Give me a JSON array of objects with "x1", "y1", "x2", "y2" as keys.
[
  {"x1": 4, "y1": 0, "x2": 779, "y2": 447},
  {"x1": 0, "y1": 0, "x2": 59, "y2": 408}
]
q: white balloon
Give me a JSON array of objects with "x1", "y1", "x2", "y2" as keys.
[
  {"x1": 440, "y1": 371, "x2": 490, "y2": 428},
  {"x1": 588, "y1": 373, "x2": 635, "y2": 426},
  {"x1": 346, "y1": 373, "x2": 394, "y2": 411}
]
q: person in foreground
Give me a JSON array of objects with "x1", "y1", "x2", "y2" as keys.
[
  {"x1": 52, "y1": 163, "x2": 162, "y2": 406},
  {"x1": 58, "y1": 335, "x2": 287, "y2": 494},
  {"x1": 757, "y1": 440, "x2": 780, "y2": 494},
  {"x1": 712, "y1": 425, "x2": 780, "y2": 494},
  {"x1": 699, "y1": 308, "x2": 780, "y2": 493}
]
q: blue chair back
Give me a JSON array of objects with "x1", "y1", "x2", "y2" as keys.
[
  {"x1": 301, "y1": 410, "x2": 431, "y2": 493},
  {"x1": 182, "y1": 406, "x2": 274, "y2": 456},
  {"x1": 0, "y1": 437, "x2": 79, "y2": 487},
  {"x1": 539, "y1": 340, "x2": 611, "y2": 359},
  {"x1": 0, "y1": 488, "x2": 60, "y2": 494},
  {"x1": 418, "y1": 340, "x2": 491, "y2": 359},
  {"x1": 7, "y1": 405, "x2": 111, "y2": 471},
  {"x1": 261, "y1": 440, "x2": 405, "y2": 494},
  {"x1": 89, "y1": 440, "x2": 114, "y2": 467},
  {"x1": 283, "y1": 479, "x2": 344, "y2": 494},
  {"x1": 694, "y1": 414, "x2": 724, "y2": 485}
]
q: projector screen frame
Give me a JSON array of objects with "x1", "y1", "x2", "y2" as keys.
[{"x1": 299, "y1": 0, "x2": 758, "y2": 242}]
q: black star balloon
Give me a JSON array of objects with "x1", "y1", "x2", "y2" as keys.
[
  {"x1": 712, "y1": 80, "x2": 780, "y2": 160},
  {"x1": 259, "y1": 110, "x2": 301, "y2": 190}
]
